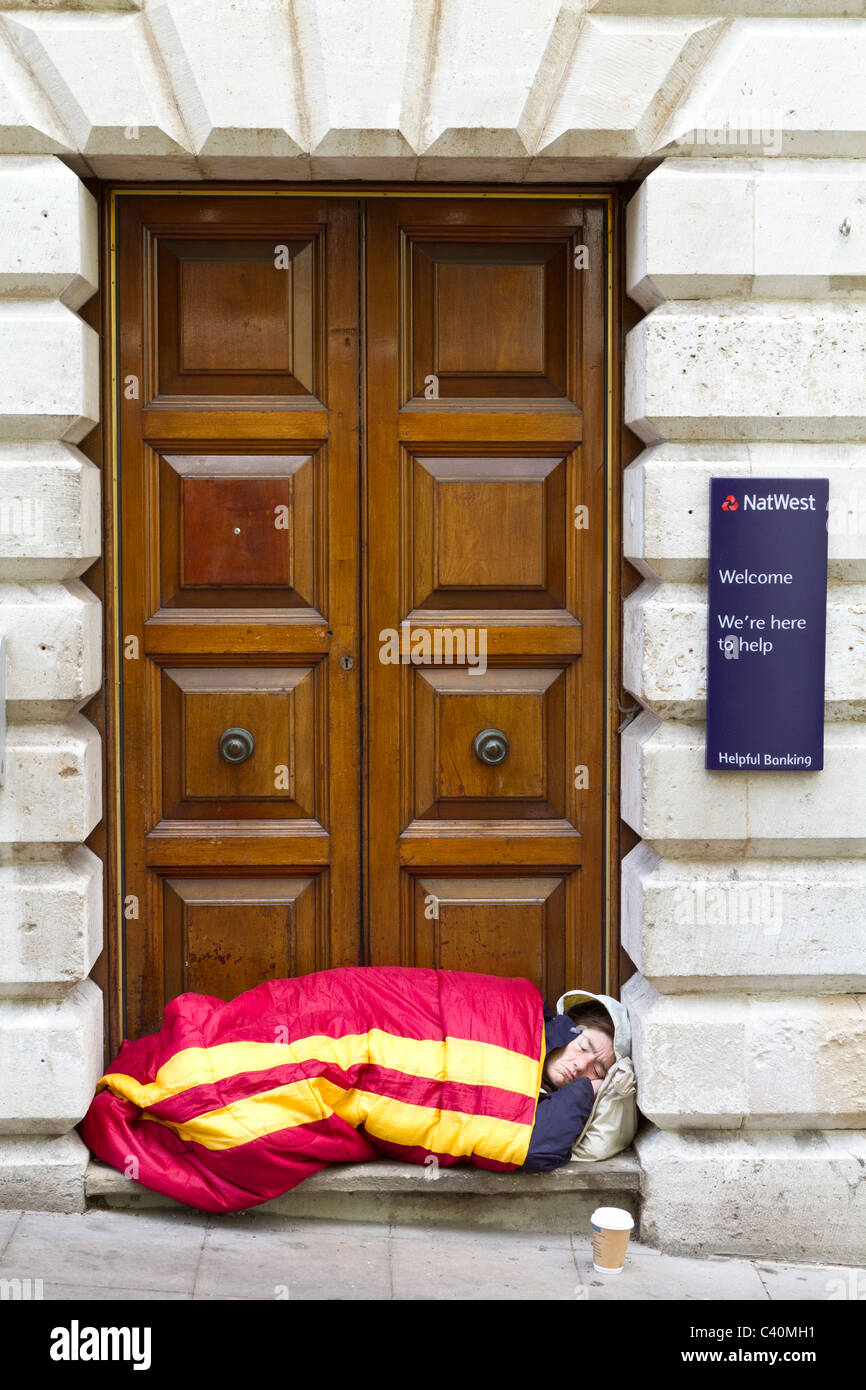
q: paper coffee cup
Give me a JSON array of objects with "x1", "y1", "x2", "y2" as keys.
[{"x1": 590, "y1": 1206, "x2": 634, "y2": 1274}]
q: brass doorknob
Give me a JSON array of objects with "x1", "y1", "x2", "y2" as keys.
[
  {"x1": 219, "y1": 727, "x2": 255, "y2": 764},
  {"x1": 473, "y1": 728, "x2": 509, "y2": 766}
]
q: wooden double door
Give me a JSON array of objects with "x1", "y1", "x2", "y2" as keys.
[{"x1": 114, "y1": 192, "x2": 609, "y2": 1039}]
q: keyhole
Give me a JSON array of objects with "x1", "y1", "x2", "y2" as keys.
[{"x1": 340, "y1": 655, "x2": 354, "y2": 670}]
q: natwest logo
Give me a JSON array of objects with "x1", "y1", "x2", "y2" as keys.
[{"x1": 721, "y1": 494, "x2": 739, "y2": 511}]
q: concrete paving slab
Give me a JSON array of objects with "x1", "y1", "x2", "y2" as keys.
[
  {"x1": 194, "y1": 1217, "x2": 392, "y2": 1300},
  {"x1": 757, "y1": 1261, "x2": 866, "y2": 1301},
  {"x1": 0, "y1": 1209, "x2": 21, "y2": 1254},
  {"x1": 38, "y1": 1284, "x2": 192, "y2": 1301},
  {"x1": 206, "y1": 1212, "x2": 388, "y2": 1238},
  {"x1": 0, "y1": 1209, "x2": 206, "y2": 1295},
  {"x1": 0, "y1": 1208, "x2": 856, "y2": 1301},
  {"x1": 192, "y1": 1293, "x2": 259, "y2": 1301},
  {"x1": 388, "y1": 1219, "x2": 573, "y2": 1250},
  {"x1": 573, "y1": 1241, "x2": 769, "y2": 1301},
  {"x1": 391, "y1": 1228, "x2": 579, "y2": 1300}
]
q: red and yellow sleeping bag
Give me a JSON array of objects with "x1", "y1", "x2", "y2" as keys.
[{"x1": 79, "y1": 966, "x2": 547, "y2": 1213}]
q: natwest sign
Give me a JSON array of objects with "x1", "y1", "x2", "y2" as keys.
[{"x1": 706, "y1": 477, "x2": 829, "y2": 771}]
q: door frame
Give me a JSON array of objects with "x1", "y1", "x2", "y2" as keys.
[{"x1": 83, "y1": 182, "x2": 636, "y2": 1057}]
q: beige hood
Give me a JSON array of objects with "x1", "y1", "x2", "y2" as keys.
[{"x1": 555, "y1": 989, "x2": 632, "y2": 1062}]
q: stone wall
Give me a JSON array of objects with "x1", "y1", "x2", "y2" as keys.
[
  {"x1": 0, "y1": 1, "x2": 863, "y2": 1259},
  {"x1": 625, "y1": 159, "x2": 866, "y2": 1260},
  {"x1": 0, "y1": 155, "x2": 102, "y2": 1210}
]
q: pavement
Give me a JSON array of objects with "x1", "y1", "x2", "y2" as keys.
[{"x1": 0, "y1": 1206, "x2": 862, "y2": 1300}]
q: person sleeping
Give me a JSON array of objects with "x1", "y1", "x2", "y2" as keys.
[
  {"x1": 521, "y1": 1001, "x2": 617, "y2": 1173},
  {"x1": 80, "y1": 965, "x2": 625, "y2": 1213}
]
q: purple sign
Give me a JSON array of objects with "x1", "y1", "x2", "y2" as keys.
[{"x1": 706, "y1": 477, "x2": 829, "y2": 771}]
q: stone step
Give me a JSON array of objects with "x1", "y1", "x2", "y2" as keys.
[{"x1": 85, "y1": 1151, "x2": 641, "y2": 1234}]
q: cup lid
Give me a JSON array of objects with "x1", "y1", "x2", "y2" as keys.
[{"x1": 591, "y1": 1206, "x2": 635, "y2": 1231}]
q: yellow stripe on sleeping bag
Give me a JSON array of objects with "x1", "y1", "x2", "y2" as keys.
[
  {"x1": 141, "y1": 1075, "x2": 534, "y2": 1165},
  {"x1": 98, "y1": 1029, "x2": 541, "y2": 1109}
]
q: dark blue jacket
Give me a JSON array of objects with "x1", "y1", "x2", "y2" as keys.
[{"x1": 521, "y1": 1007, "x2": 595, "y2": 1172}]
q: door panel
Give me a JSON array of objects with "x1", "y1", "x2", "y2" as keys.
[
  {"x1": 365, "y1": 198, "x2": 606, "y2": 996},
  {"x1": 412, "y1": 665, "x2": 567, "y2": 817},
  {"x1": 162, "y1": 875, "x2": 318, "y2": 1000},
  {"x1": 117, "y1": 196, "x2": 360, "y2": 1037},
  {"x1": 158, "y1": 452, "x2": 316, "y2": 606},
  {"x1": 155, "y1": 235, "x2": 316, "y2": 395},
  {"x1": 409, "y1": 875, "x2": 567, "y2": 999},
  {"x1": 409, "y1": 237, "x2": 569, "y2": 397},
  {"x1": 410, "y1": 454, "x2": 567, "y2": 609},
  {"x1": 160, "y1": 665, "x2": 317, "y2": 817}
]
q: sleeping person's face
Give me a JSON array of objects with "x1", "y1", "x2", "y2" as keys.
[{"x1": 543, "y1": 1027, "x2": 615, "y2": 1089}]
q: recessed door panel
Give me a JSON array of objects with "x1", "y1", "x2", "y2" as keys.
[
  {"x1": 162, "y1": 875, "x2": 318, "y2": 1000},
  {"x1": 411, "y1": 455, "x2": 567, "y2": 610},
  {"x1": 159, "y1": 665, "x2": 319, "y2": 820},
  {"x1": 410, "y1": 875, "x2": 569, "y2": 1001},
  {"x1": 409, "y1": 239, "x2": 570, "y2": 399},
  {"x1": 413, "y1": 665, "x2": 567, "y2": 818},
  {"x1": 157, "y1": 451, "x2": 319, "y2": 611},
  {"x1": 156, "y1": 236, "x2": 316, "y2": 397}
]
